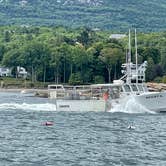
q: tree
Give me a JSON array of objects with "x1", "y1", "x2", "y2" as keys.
[
  {"x1": 99, "y1": 47, "x2": 123, "y2": 83},
  {"x1": 0, "y1": 44, "x2": 5, "y2": 62},
  {"x1": 50, "y1": 48, "x2": 63, "y2": 83},
  {"x1": 76, "y1": 27, "x2": 96, "y2": 47},
  {"x1": 142, "y1": 47, "x2": 160, "y2": 64},
  {"x1": 160, "y1": 47, "x2": 166, "y2": 73},
  {"x1": 20, "y1": 41, "x2": 51, "y2": 82},
  {"x1": 146, "y1": 57, "x2": 155, "y2": 81},
  {"x1": 55, "y1": 43, "x2": 73, "y2": 83},
  {"x1": 71, "y1": 45, "x2": 93, "y2": 83},
  {"x1": 2, "y1": 49, "x2": 22, "y2": 77},
  {"x1": 69, "y1": 73, "x2": 83, "y2": 85},
  {"x1": 4, "y1": 30, "x2": 11, "y2": 42}
]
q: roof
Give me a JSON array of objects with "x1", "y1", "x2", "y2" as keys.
[{"x1": 110, "y1": 34, "x2": 126, "y2": 39}]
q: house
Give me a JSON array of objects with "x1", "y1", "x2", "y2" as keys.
[
  {"x1": 110, "y1": 34, "x2": 126, "y2": 39},
  {"x1": 17, "y1": 66, "x2": 28, "y2": 78},
  {"x1": 0, "y1": 67, "x2": 12, "y2": 77}
]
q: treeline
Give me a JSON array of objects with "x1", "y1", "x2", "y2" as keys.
[{"x1": 0, "y1": 26, "x2": 166, "y2": 84}]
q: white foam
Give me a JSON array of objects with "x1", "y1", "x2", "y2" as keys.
[
  {"x1": 109, "y1": 96, "x2": 156, "y2": 114},
  {"x1": 127, "y1": 125, "x2": 136, "y2": 129},
  {"x1": 0, "y1": 103, "x2": 56, "y2": 111},
  {"x1": 0, "y1": 96, "x2": 156, "y2": 113}
]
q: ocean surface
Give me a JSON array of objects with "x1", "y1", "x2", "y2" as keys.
[{"x1": 0, "y1": 92, "x2": 166, "y2": 166}]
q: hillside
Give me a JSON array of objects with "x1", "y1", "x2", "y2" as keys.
[{"x1": 0, "y1": 0, "x2": 166, "y2": 31}]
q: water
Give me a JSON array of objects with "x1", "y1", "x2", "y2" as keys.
[{"x1": 0, "y1": 92, "x2": 166, "y2": 166}]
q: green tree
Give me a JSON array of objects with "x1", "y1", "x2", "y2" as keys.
[
  {"x1": 2, "y1": 49, "x2": 22, "y2": 77},
  {"x1": 4, "y1": 30, "x2": 11, "y2": 42},
  {"x1": 50, "y1": 48, "x2": 63, "y2": 83},
  {"x1": 146, "y1": 57, "x2": 155, "y2": 81},
  {"x1": 160, "y1": 47, "x2": 166, "y2": 73},
  {"x1": 69, "y1": 73, "x2": 83, "y2": 85},
  {"x1": 20, "y1": 41, "x2": 51, "y2": 82},
  {"x1": 0, "y1": 44, "x2": 5, "y2": 62},
  {"x1": 99, "y1": 47, "x2": 123, "y2": 83}
]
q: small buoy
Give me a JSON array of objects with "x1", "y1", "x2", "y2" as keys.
[
  {"x1": 128, "y1": 125, "x2": 135, "y2": 129},
  {"x1": 44, "y1": 121, "x2": 54, "y2": 126}
]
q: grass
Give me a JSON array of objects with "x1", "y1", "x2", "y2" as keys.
[{"x1": 0, "y1": 77, "x2": 50, "y2": 88}]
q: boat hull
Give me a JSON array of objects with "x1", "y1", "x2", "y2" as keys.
[
  {"x1": 135, "y1": 92, "x2": 166, "y2": 112},
  {"x1": 54, "y1": 99, "x2": 106, "y2": 112}
]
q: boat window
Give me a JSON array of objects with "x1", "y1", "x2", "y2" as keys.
[
  {"x1": 137, "y1": 84, "x2": 144, "y2": 91},
  {"x1": 131, "y1": 84, "x2": 138, "y2": 92},
  {"x1": 123, "y1": 85, "x2": 131, "y2": 92},
  {"x1": 48, "y1": 85, "x2": 64, "y2": 90}
]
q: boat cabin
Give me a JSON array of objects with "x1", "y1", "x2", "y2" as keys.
[{"x1": 122, "y1": 83, "x2": 148, "y2": 94}]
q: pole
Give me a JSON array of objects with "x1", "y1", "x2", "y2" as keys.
[
  {"x1": 135, "y1": 29, "x2": 138, "y2": 84},
  {"x1": 127, "y1": 29, "x2": 131, "y2": 84}
]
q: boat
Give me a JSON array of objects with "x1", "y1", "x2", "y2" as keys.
[
  {"x1": 48, "y1": 29, "x2": 166, "y2": 113},
  {"x1": 105, "y1": 29, "x2": 166, "y2": 113},
  {"x1": 48, "y1": 84, "x2": 107, "y2": 111}
]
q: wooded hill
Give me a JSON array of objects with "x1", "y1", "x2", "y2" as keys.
[
  {"x1": 0, "y1": 26, "x2": 166, "y2": 85},
  {"x1": 0, "y1": 0, "x2": 166, "y2": 31}
]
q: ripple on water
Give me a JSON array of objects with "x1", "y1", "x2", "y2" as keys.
[{"x1": 0, "y1": 92, "x2": 166, "y2": 165}]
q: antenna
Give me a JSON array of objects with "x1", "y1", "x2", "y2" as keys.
[{"x1": 135, "y1": 29, "x2": 138, "y2": 83}]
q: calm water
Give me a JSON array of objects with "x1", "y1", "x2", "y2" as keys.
[{"x1": 0, "y1": 92, "x2": 166, "y2": 166}]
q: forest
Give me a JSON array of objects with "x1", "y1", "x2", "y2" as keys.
[
  {"x1": 0, "y1": 0, "x2": 166, "y2": 31},
  {"x1": 0, "y1": 26, "x2": 166, "y2": 85}
]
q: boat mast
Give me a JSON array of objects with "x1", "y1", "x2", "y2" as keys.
[
  {"x1": 135, "y1": 29, "x2": 138, "y2": 84},
  {"x1": 127, "y1": 29, "x2": 131, "y2": 84}
]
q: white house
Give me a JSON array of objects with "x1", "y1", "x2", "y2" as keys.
[
  {"x1": 17, "y1": 66, "x2": 28, "y2": 78},
  {"x1": 110, "y1": 34, "x2": 126, "y2": 39},
  {"x1": 0, "y1": 67, "x2": 12, "y2": 77}
]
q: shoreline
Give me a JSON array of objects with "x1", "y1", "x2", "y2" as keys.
[
  {"x1": 0, "y1": 88, "x2": 49, "y2": 98},
  {"x1": 0, "y1": 82, "x2": 165, "y2": 95},
  {"x1": 0, "y1": 88, "x2": 47, "y2": 92}
]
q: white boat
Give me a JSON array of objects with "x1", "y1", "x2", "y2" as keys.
[
  {"x1": 48, "y1": 84, "x2": 107, "y2": 111},
  {"x1": 106, "y1": 29, "x2": 166, "y2": 113},
  {"x1": 48, "y1": 29, "x2": 166, "y2": 113}
]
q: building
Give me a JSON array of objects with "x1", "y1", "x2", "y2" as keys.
[
  {"x1": 110, "y1": 34, "x2": 126, "y2": 40},
  {"x1": 0, "y1": 67, "x2": 12, "y2": 77},
  {"x1": 17, "y1": 66, "x2": 28, "y2": 78}
]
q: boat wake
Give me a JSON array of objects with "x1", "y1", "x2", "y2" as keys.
[
  {"x1": 0, "y1": 103, "x2": 56, "y2": 112},
  {"x1": 109, "y1": 96, "x2": 156, "y2": 114},
  {"x1": 0, "y1": 97, "x2": 156, "y2": 113}
]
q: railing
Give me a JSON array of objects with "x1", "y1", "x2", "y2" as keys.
[{"x1": 48, "y1": 84, "x2": 117, "y2": 100}]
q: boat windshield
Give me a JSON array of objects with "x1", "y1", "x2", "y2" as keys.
[
  {"x1": 137, "y1": 84, "x2": 144, "y2": 92},
  {"x1": 123, "y1": 85, "x2": 131, "y2": 92},
  {"x1": 131, "y1": 84, "x2": 138, "y2": 92}
]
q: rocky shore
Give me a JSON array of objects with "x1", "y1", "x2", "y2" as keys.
[{"x1": 147, "y1": 83, "x2": 166, "y2": 92}]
